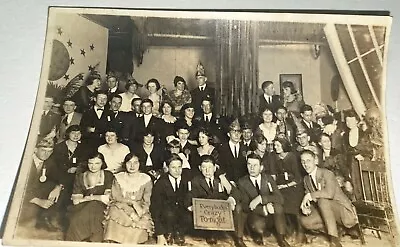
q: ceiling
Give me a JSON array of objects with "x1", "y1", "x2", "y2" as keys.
[{"x1": 82, "y1": 14, "x2": 327, "y2": 46}]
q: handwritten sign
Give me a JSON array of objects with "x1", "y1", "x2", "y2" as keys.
[{"x1": 192, "y1": 198, "x2": 234, "y2": 231}]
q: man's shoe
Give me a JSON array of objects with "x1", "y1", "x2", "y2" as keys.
[
  {"x1": 329, "y1": 236, "x2": 343, "y2": 247},
  {"x1": 252, "y1": 234, "x2": 263, "y2": 245},
  {"x1": 233, "y1": 236, "x2": 247, "y2": 247},
  {"x1": 35, "y1": 217, "x2": 58, "y2": 232},
  {"x1": 206, "y1": 236, "x2": 218, "y2": 245},
  {"x1": 276, "y1": 234, "x2": 292, "y2": 247},
  {"x1": 174, "y1": 232, "x2": 185, "y2": 246},
  {"x1": 165, "y1": 233, "x2": 174, "y2": 245}
]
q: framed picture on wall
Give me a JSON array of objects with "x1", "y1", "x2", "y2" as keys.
[{"x1": 279, "y1": 73, "x2": 303, "y2": 98}]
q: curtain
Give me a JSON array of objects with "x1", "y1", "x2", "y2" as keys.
[{"x1": 215, "y1": 20, "x2": 259, "y2": 117}]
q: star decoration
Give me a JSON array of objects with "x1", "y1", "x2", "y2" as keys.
[
  {"x1": 63, "y1": 74, "x2": 70, "y2": 80},
  {"x1": 57, "y1": 27, "x2": 63, "y2": 35},
  {"x1": 90, "y1": 44, "x2": 95, "y2": 51},
  {"x1": 77, "y1": 74, "x2": 84, "y2": 80},
  {"x1": 88, "y1": 65, "x2": 95, "y2": 72},
  {"x1": 80, "y1": 49, "x2": 86, "y2": 57},
  {"x1": 67, "y1": 39, "x2": 72, "y2": 48},
  {"x1": 69, "y1": 57, "x2": 74, "y2": 65}
]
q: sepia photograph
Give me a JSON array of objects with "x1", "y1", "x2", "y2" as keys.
[{"x1": 1, "y1": 7, "x2": 396, "y2": 247}]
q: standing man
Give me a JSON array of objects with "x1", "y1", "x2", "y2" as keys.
[
  {"x1": 39, "y1": 96, "x2": 61, "y2": 142},
  {"x1": 57, "y1": 98, "x2": 82, "y2": 143},
  {"x1": 259, "y1": 81, "x2": 281, "y2": 114},
  {"x1": 80, "y1": 91, "x2": 112, "y2": 152},
  {"x1": 190, "y1": 62, "x2": 215, "y2": 115},
  {"x1": 299, "y1": 104, "x2": 322, "y2": 144},
  {"x1": 299, "y1": 150, "x2": 358, "y2": 247},
  {"x1": 105, "y1": 74, "x2": 122, "y2": 102},
  {"x1": 107, "y1": 94, "x2": 127, "y2": 138}
]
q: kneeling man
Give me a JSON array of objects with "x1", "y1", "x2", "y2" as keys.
[{"x1": 299, "y1": 150, "x2": 358, "y2": 247}]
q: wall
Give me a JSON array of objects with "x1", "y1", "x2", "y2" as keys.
[
  {"x1": 49, "y1": 13, "x2": 108, "y2": 86},
  {"x1": 319, "y1": 46, "x2": 352, "y2": 111},
  {"x1": 133, "y1": 46, "x2": 217, "y2": 93},
  {"x1": 258, "y1": 44, "x2": 321, "y2": 107}
]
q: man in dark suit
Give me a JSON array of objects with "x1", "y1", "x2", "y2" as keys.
[
  {"x1": 238, "y1": 153, "x2": 291, "y2": 247},
  {"x1": 196, "y1": 97, "x2": 225, "y2": 144},
  {"x1": 150, "y1": 154, "x2": 192, "y2": 246},
  {"x1": 218, "y1": 119, "x2": 248, "y2": 184},
  {"x1": 299, "y1": 104, "x2": 322, "y2": 144},
  {"x1": 80, "y1": 91, "x2": 112, "y2": 152},
  {"x1": 131, "y1": 99, "x2": 163, "y2": 148},
  {"x1": 57, "y1": 98, "x2": 82, "y2": 143},
  {"x1": 105, "y1": 74, "x2": 123, "y2": 102},
  {"x1": 185, "y1": 155, "x2": 246, "y2": 247},
  {"x1": 107, "y1": 94, "x2": 128, "y2": 138},
  {"x1": 240, "y1": 121, "x2": 256, "y2": 154},
  {"x1": 175, "y1": 122, "x2": 197, "y2": 172},
  {"x1": 299, "y1": 150, "x2": 358, "y2": 247},
  {"x1": 190, "y1": 62, "x2": 216, "y2": 115},
  {"x1": 20, "y1": 138, "x2": 62, "y2": 231},
  {"x1": 275, "y1": 106, "x2": 296, "y2": 146},
  {"x1": 121, "y1": 98, "x2": 142, "y2": 146},
  {"x1": 259, "y1": 81, "x2": 281, "y2": 114},
  {"x1": 39, "y1": 96, "x2": 61, "y2": 142}
]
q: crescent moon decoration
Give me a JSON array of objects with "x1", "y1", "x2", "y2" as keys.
[
  {"x1": 48, "y1": 39, "x2": 70, "y2": 81},
  {"x1": 331, "y1": 74, "x2": 341, "y2": 102}
]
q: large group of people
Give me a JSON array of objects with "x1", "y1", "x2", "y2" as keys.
[{"x1": 21, "y1": 63, "x2": 382, "y2": 247}]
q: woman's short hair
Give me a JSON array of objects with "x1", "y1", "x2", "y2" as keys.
[
  {"x1": 122, "y1": 153, "x2": 140, "y2": 171},
  {"x1": 143, "y1": 128, "x2": 156, "y2": 138},
  {"x1": 261, "y1": 107, "x2": 273, "y2": 115},
  {"x1": 161, "y1": 101, "x2": 175, "y2": 115},
  {"x1": 65, "y1": 125, "x2": 81, "y2": 139},
  {"x1": 281, "y1": 80, "x2": 297, "y2": 94},
  {"x1": 125, "y1": 79, "x2": 142, "y2": 91},
  {"x1": 146, "y1": 78, "x2": 161, "y2": 91},
  {"x1": 197, "y1": 127, "x2": 213, "y2": 143},
  {"x1": 319, "y1": 133, "x2": 332, "y2": 142},
  {"x1": 86, "y1": 74, "x2": 102, "y2": 86},
  {"x1": 273, "y1": 137, "x2": 291, "y2": 153},
  {"x1": 105, "y1": 127, "x2": 119, "y2": 138},
  {"x1": 87, "y1": 152, "x2": 107, "y2": 170},
  {"x1": 173, "y1": 76, "x2": 187, "y2": 88},
  {"x1": 165, "y1": 153, "x2": 183, "y2": 167},
  {"x1": 200, "y1": 154, "x2": 216, "y2": 166},
  {"x1": 167, "y1": 138, "x2": 181, "y2": 149}
]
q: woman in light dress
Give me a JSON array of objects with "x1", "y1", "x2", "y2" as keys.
[
  {"x1": 98, "y1": 129, "x2": 130, "y2": 174},
  {"x1": 118, "y1": 79, "x2": 142, "y2": 112},
  {"x1": 256, "y1": 107, "x2": 277, "y2": 153},
  {"x1": 103, "y1": 153, "x2": 154, "y2": 244}
]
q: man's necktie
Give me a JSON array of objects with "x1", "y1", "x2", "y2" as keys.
[
  {"x1": 234, "y1": 145, "x2": 238, "y2": 159},
  {"x1": 175, "y1": 177, "x2": 179, "y2": 192},
  {"x1": 63, "y1": 116, "x2": 68, "y2": 125},
  {"x1": 310, "y1": 175, "x2": 317, "y2": 190},
  {"x1": 207, "y1": 179, "x2": 213, "y2": 192},
  {"x1": 255, "y1": 180, "x2": 260, "y2": 194}
]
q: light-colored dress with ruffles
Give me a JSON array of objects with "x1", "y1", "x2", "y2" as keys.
[{"x1": 103, "y1": 172, "x2": 154, "y2": 243}]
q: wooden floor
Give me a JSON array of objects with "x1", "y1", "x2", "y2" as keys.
[{"x1": 14, "y1": 220, "x2": 395, "y2": 247}]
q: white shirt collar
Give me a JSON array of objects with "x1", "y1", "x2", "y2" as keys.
[
  {"x1": 199, "y1": 85, "x2": 206, "y2": 91},
  {"x1": 228, "y1": 141, "x2": 239, "y2": 156},
  {"x1": 66, "y1": 112, "x2": 74, "y2": 122},
  {"x1": 250, "y1": 174, "x2": 261, "y2": 186},
  {"x1": 168, "y1": 174, "x2": 181, "y2": 191},
  {"x1": 180, "y1": 140, "x2": 187, "y2": 148},
  {"x1": 110, "y1": 86, "x2": 118, "y2": 93},
  {"x1": 33, "y1": 154, "x2": 43, "y2": 170},
  {"x1": 263, "y1": 94, "x2": 272, "y2": 101}
]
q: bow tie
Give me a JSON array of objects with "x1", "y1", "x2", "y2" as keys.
[{"x1": 97, "y1": 108, "x2": 104, "y2": 111}]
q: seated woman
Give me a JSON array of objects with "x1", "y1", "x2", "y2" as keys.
[
  {"x1": 146, "y1": 78, "x2": 163, "y2": 116},
  {"x1": 159, "y1": 101, "x2": 177, "y2": 144},
  {"x1": 135, "y1": 128, "x2": 165, "y2": 181},
  {"x1": 46, "y1": 125, "x2": 87, "y2": 230},
  {"x1": 65, "y1": 152, "x2": 113, "y2": 242},
  {"x1": 166, "y1": 76, "x2": 192, "y2": 115},
  {"x1": 249, "y1": 134, "x2": 271, "y2": 174},
  {"x1": 98, "y1": 128, "x2": 130, "y2": 174},
  {"x1": 318, "y1": 133, "x2": 354, "y2": 200},
  {"x1": 255, "y1": 107, "x2": 277, "y2": 154},
  {"x1": 103, "y1": 153, "x2": 154, "y2": 243},
  {"x1": 191, "y1": 127, "x2": 220, "y2": 176},
  {"x1": 118, "y1": 79, "x2": 142, "y2": 112},
  {"x1": 270, "y1": 137, "x2": 306, "y2": 244},
  {"x1": 175, "y1": 103, "x2": 199, "y2": 145}
]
